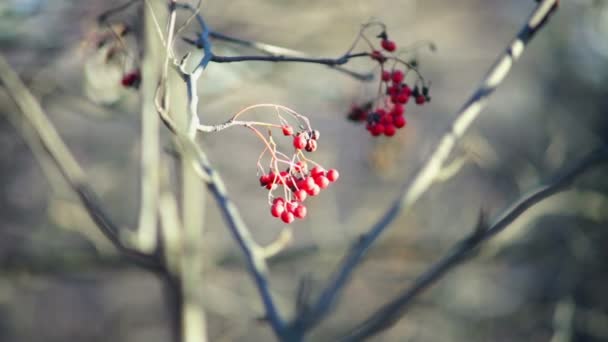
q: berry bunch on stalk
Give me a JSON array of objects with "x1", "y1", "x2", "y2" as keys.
[
  {"x1": 236, "y1": 105, "x2": 339, "y2": 224},
  {"x1": 348, "y1": 24, "x2": 433, "y2": 137}
]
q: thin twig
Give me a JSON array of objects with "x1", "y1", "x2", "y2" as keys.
[
  {"x1": 177, "y1": 135, "x2": 288, "y2": 338},
  {"x1": 209, "y1": 52, "x2": 369, "y2": 66},
  {"x1": 0, "y1": 53, "x2": 163, "y2": 272},
  {"x1": 340, "y1": 146, "x2": 608, "y2": 341},
  {"x1": 290, "y1": 0, "x2": 560, "y2": 334},
  {"x1": 176, "y1": 3, "x2": 373, "y2": 81}
]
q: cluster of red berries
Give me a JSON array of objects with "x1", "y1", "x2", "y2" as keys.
[
  {"x1": 348, "y1": 30, "x2": 432, "y2": 137},
  {"x1": 260, "y1": 165, "x2": 339, "y2": 223},
  {"x1": 121, "y1": 69, "x2": 141, "y2": 88},
  {"x1": 286, "y1": 126, "x2": 320, "y2": 152},
  {"x1": 258, "y1": 124, "x2": 338, "y2": 223}
]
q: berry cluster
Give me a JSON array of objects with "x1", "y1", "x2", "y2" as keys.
[
  {"x1": 348, "y1": 27, "x2": 432, "y2": 137},
  {"x1": 236, "y1": 104, "x2": 339, "y2": 224},
  {"x1": 260, "y1": 162, "x2": 339, "y2": 223}
]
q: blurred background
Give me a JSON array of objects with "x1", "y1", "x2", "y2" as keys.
[{"x1": 1, "y1": 0, "x2": 608, "y2": 341}]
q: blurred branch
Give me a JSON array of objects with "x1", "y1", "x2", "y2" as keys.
[
  {"x1": 129, "y1": 0, "x2": 164, "y2": 254},
  {"x1": 178, "y1": 134, "x2": 288, "y2": 338},
  {"x1": 177, "y1": 3, "x2": 374, "y2": 81},
  {"x1": 290, "y1": 0, "x2": 560, "y2": 335},
  {"x1": 341, "y1": 146, "x2": 608, "y2": 340},
  {"x1": 0, "y1": 54, "x2": 163, "y2": 272}
]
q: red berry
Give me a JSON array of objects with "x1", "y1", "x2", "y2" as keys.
[
  {"x1": 281, "y1": 210, "x2": 295, "y2": 223},
  {"x1": 310, "y1": 130, "x2": 320, "y2": 140},
  {"x1": 315, "y1": 175, "x2": 330, "y2": 189},
  {"x1": 394, "y1": 115, "x2": 407, "y2": 128},
  {"x1": 310, "y1": 166, "x2": 325, "y2": 178},
  {"x1": 391, "y1": 70, "x2": 404, "y2": 84},
  {"x1": 415, "y1": 95, "x2": 426, "y2": 105},
  {"x1": 371, "y1": 123, "x2": 384, "y2": 136},
  {"x1": 282, "y1": 125, "x2": 294, "y2": 136},
  {"x1": 388, "y1": 85, "x2": 399, "y2": 96},
  {"x1": 381, "y1": 114, "x2": 393, "y2": 125},
  {"x1": 293, "y1": 204, "x2": 307, "y2": 219},
  {"x1": 294, "y1": 189, "x2": 308, "y2": 202},
  {"x1": 384, "y1": 124, "x2": 396, "y2": 136},
  {"x1": 326, "y1": 169, "x2": 339, "y2": 182},
  {"x1": 273, "y1": 197, "x2": 284, "y2": 205},
  {"x1": 381, "y1": 70, "x2": 390, "y2": 82},
  {"x1": 391, "y1": 104, "x2": 404, "y2": 116},
  {"x1": 397, "y1": 93, "x2": 409, "y2": 104},
  {"x1": 259, "y1": 174, "x2": 270, "y2": 186},
  {"x1": 306, "y1": 184, "x2": 321, "y2": 196},
  {"x1": 286, "y1": 201, "x2": 298, "y2": 213},
  {"x1": 271, "y1": 203, "x2": 284, "y2": 217},
  {"x1": 285, "y1": 176, "x2": 295, "y2": 188},
  {"x1": 376, "y1": 108, "x2": 387, "y2": 117},
  {"x1": 370, "y1": 50, "x2": 386, "y2": 63},
  {"x1": 302, "y1": 176, "x2": 315, "y2": 190},
  {"x1": 305, "y1": 139, "x2": 318, "y2": 152},
  {"x1": 381, "y1": 39, "x2": 396, "y2": 52},
  {"x1": 293, "y1": 134, "x2": 307, "y2": 149},
  {"x1": 121, "y1": 70, "x2": 141, "y2": 87},
  {"x1": 401, "y1": 85, "x2": 412, "y2": 97}
]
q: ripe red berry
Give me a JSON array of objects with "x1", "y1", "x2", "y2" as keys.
[
  {"x1": 293, "y1": 134, "x2": 307, "y2": 149},
  {"x1": 259, "y1": 174, "x2": 271, "y2": 186},
  {"x1": 305, "y1": 139, "x2": 318, "y2": 152},
  {"x1": 393, "y1": 115, "x2": 407, "y2": 128},
  {"x1": 370, "y1": 50, "x2": 386, "y2": 63},
  {"x1": 396, "y1": 93, "x2": 409, "y2": 104},
  {"x1": 273, "y1": 197, "x2": 285, "y2": 205},
  {"x1": 271, "y1": 203, "x2": 284, "y2": 217},
  {"x1": 388, "y1": 85, "x2": 400, "y2": 96},
  {"x1": 326, "y1": 169, "x2": 339, "y2": 182},
  {"x1": 301, "y1": 176, "x2": 315, "y2": 190},
  {"x1": 381, "y1": 70, "x2": 391, "y2": 82},
  {"x1": 381, "y1": 39, "x2": 397, "y2": 52},
  {"x1": 391, "y1": 104, "x2": 404, "y2": 116},
  {"x1": 281, "y1": 210, "x2": 295, "y2": 223},
  {"x1": 293, "y1": 204, "x2": 307, "y2": 219},
  {"x1": 294, "y1": 189, "x2": 307, "y2": 202},
  {"x1": 415, "y1": 95, "x2": 426, "y2": 105},
  {"x1": 391, "y1": 70, "x2": 404, "y2": 84},
  {"x1": 121, "y1": 70, "x2": 141, "y2": 87},
  {"x1": 371, "y1": 123, "x2": 384, "y2": 136},
  {"x1": 286, "y1": 201, "x2": 298, "y2": 213},
  {"x1": 315, "y1": 175, "x2": 330, "y2": 189},
  {"x1": 384, "y1": 123, "x2": 396, "y2": 136},
  {"x1": 381, "y1": 114, "x2": 393, "y2": 125},
  {"x1": 310, "y1": 166, "x2": 324, "y2": 177},
  {"x1": 306, "y1": 184, "x2": 321, "y2": 196},
  {"x1": 282, "y1": 125, "x2": 294, "y2": 136}
]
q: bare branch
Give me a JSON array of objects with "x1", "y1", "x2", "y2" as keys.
[
  {"x1": 291, "y1": 0, "x2": 560, "y2": 334},
  {"x1": 177, "y1": 134, "x2": 288, "y2": 338},
  {"x1": 0, "y1": 53, "x2": 163, "y2": 272},
  {"x1": 176, "y1": 3, "x2": 374, "y2": 81},
  {"x1": 340, "y1": 146, "x2": 608, "y2": 341}
]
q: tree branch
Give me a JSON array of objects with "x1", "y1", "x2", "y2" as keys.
[
  {"x1": 340, "y1": 146, "x2": 608, "y2": 340},
  {"x1": 0, "y1": 53, "x2": 163, "y2": 273},
  {"x1": 290, "y1": 0, "x2": 560, "y2": 334},
  {"x1": 176, "y1": 134, "x2": 289, "y2": 338},
  {"x1": 176, "y1": 3, "x2": 374, "y2": 81}
]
